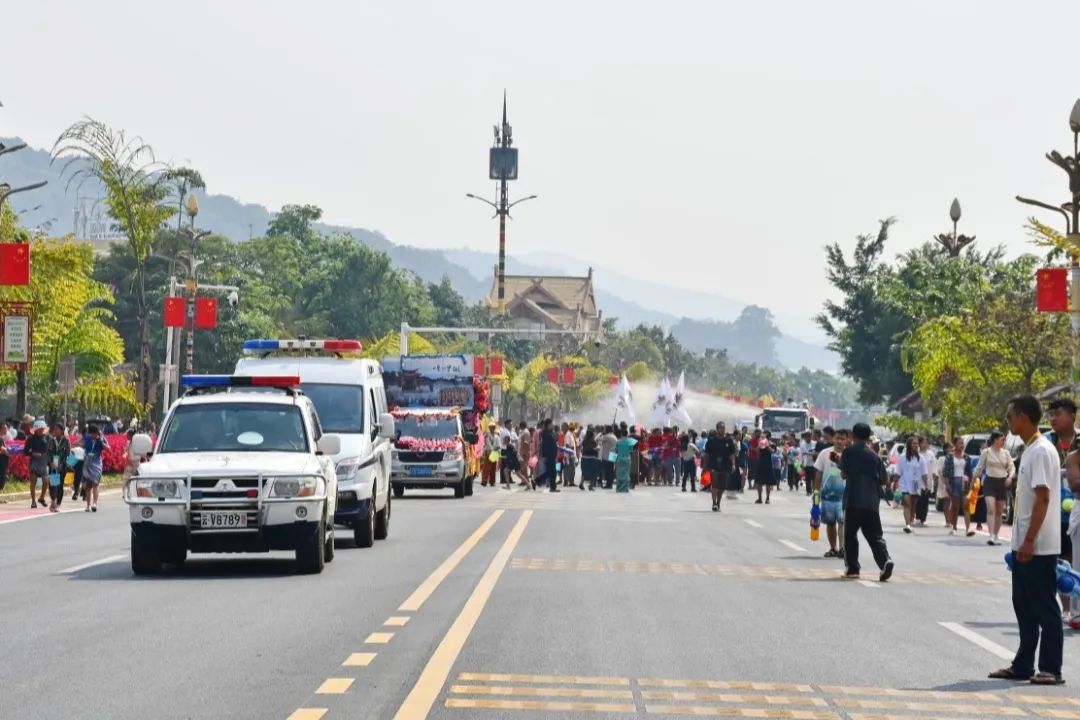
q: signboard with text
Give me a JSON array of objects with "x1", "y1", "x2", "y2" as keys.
[
  {"x1": 1, "y1": 309, "x2": 32, "y2": 368},
  {"x1": 381, "y1": 354, "x2": 475, "y2": 409}
]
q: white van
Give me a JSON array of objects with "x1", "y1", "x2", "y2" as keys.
[{"x1": 234, "y1": 339, "x2": 395, "y2": 548}]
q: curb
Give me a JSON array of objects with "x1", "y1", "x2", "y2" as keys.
[{"x1": 0, "y1": 477, "x2": 125, "y2": 504}]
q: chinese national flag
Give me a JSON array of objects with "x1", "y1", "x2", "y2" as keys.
[
  {"x1": 562, "y1": 366, "x2": 575, "y2": 385},
  {"x1": 546, "y1": 367, "x2": 559, "y2": 384},
  {"x1": 1036, "y1": 268, "x2": 1069, "y2": 312},
  {"x1": 163, "y1": 298, "x2": 186, "y2": 328},
  {"x1": 489, "y1": 356, "x2": 504, "y2": 376},
  {"x1": 194, "y1": 297, "x2": 218, "y2": 329},
  {"x1": 0, "y1": 243, "x2": 30, "y2": 285},
  {"x1": 474, "y1": 356, "x2": 487, "y2": 376}
]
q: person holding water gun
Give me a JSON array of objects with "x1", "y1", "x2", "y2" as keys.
[{"x1": 815, "y1": 429, "x2": 849, "y2": 559}]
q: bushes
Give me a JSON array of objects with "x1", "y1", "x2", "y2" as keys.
[{"x1": 2, "y1": 434, "x2": 130, "y2": 482}]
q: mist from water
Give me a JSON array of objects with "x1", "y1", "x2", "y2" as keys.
[{"x1": 573, "y1": 382, "x2": 761, "y2": 432}]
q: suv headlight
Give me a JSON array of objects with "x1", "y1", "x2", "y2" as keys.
[
  {"x1": 271, "y1": 477, "x2": 320, "y2": 498},
  {"x1": 135, "y1": 478, "x2": 182, "y2": 499},
  {"x1": 335, "y1": 457, "x2": 361, "y2": 482},
  {"x1": 444, "y1": 448, "x2": 462, "y2": 461}
]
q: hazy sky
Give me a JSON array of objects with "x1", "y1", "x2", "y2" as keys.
[{"x1": 4, "y1": 0, "x2": 1080, "y2": 328}]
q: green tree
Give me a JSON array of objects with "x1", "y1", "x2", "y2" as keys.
[
  {"x1": 428, "y1": 276, "x2": 467, "y2": 327},
  {"x1": 52, "y1": 119, "x2": 175, "y2": 405}
]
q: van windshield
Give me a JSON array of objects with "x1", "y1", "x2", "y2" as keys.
[
  {"x1": 395, "y1": 416, "x2": 459, "y2": 440},
  {"x1": 301, "y1": 383, "x2": 365, "y2": 433}
]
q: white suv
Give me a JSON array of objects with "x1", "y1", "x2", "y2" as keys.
[{"x1": 125, "y1": 375, "x2": 340, "y2": 575}]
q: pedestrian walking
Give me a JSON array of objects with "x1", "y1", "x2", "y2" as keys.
[
  {"x1": 680, "y1": 431, "x2": 699, "y2": 492},
  {"x1": 0, "y1": 422, "x2": 10, "y2": 493},
  {"x1": 560, "y1": 423, "x2": 578, "y2": 488},
  {"x1": 973, "y1": 431, "x2": 1015, "y2": 546},
  {"x1": 755, "y1": 434, "x2": 776, "y2": 504},
  {"x1": 916, "y1": 436, "x2": 936, "y2": 526},
  {"x1": 516, "y1": 422, "x2": 533, "y2": 486},
  {"x1": 25, "y1": 420, "x2": 51, "y2": 508},
  {"x1": 48, "y1": 423, "x2": 71, "y2": 512},
  {"x1": 1046, "y1": 397, "x2": 1080, "y2": 625},
  {"x1": 705, "y1": 422, "x2": 736, "y2": 512},
  {"x1": 989, "y1": 395, "x2": 1063, "y2": 685},
  {"x1": 815, "y1": 428, "x2": 849, "y2": 558},
  {"x1": 897, "y1": 436, "x2": 928, "y2": 534},
  {"x1": 943, "y1": 437, "x2": 973, "y2": 536},
  {"x1": 537, "y1": 419, "x2": 559, "y2": 492},
  {"x1": 839, "y1": 422, "x2": 894, "y2": 582},
  {"x1": 600, "y1": 426, "x2": 617, "y2": 490},
  {"x1": 81, "y1": 424, "x2": 108, "y2": 512},
  {"x1": 499, "y1": 434, "x2": 519, "y2": 488},
  {"x1": 580, "y1": 428, "x2": 600, "y2": 491}
]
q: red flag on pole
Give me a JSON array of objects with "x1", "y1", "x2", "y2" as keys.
[
  {"x1": 1036, "y1": 268, "x2": 1069, "y2": 312},
  {"x1": 194, "y1": 297, "x2": 218, "y2": 329},
  {"x1": 489, "y1": 356, "x2": 504, "y2": 376},
  {"x1": 562, "y1": 366, "x2": 575, "y2": 385},
  {"x1": 0, "y1": 243, "x2": 30, "y2": 285},
  {"x1": 546, "y1": 367, "x2": 558, "y2": 384},
  {"x1": 163, "y1": 297, "x2": 186, "y2": 328},
  {"x1": 474, "y1": 356, "x2": 487, "y2": 376}
]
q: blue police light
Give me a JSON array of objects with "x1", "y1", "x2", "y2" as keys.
[
  {"x1": 181, "y1": 375, "x2": 231, "y2": 387},
  {"x1": 243, "y1": 339, "x2": 280, "y2": 351}
]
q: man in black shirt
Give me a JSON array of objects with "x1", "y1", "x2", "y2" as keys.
[
  {"x1": 537, "y1": 419, "x2": 559, "y2": 493},
  {"x1": 705, "y1": 422, "x2": 737, "y2": 513},
  {"x1": 839, "y1": 423, "x2": 894, "y2": 581}
]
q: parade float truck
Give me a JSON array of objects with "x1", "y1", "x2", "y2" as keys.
[
  {"x1": 756, "y1": 407, "x2": 816, "y2": 435},
  {"x1": 382, "y1": 354, "x2": 486, "y2": 499}
]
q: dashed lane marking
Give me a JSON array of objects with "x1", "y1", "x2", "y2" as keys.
[
  {"x1": 821, "y1": 686, "x2": 1005, "y2": 701},
  {"x1": 392, "y1": 511, "x2": 533, "y2": 720},
  {"x1": 459, "y1": 673, "x2": 630, "y2": 686},
  {"x1": 58, "y1": 553, "x2": 126, "y2": 574},
  {"x1": 744, "y1": 519, "x2": 764, "y2": 528},
  {"x1": 450, "y1": 684, "x2": 634, "y2": 699},
  {"x1": 398, "y1": 509, "x2": 503, "y2": 612},
  {"x1": 446, "y1": 699, "x2": 637, "y2": 713},
  {"x1": 638, "y1": 680, "x2": 813, "y2": 692},
  {"x1": 342, "y1": 653, "x2": 376, "y2": 667},
  {"x1": 285, "y1": 710, "x2": 327, "y2": 720},
  {"x1": 778, "y1": 539, "x2": 808, "y2": 553},
  {"x1": 1011, "y1": 695, "x2": 1080, "y2": 706},
  {"x1": 315, "y1": 678, "x2": 354, "y2": 695},
  {"x1": 937, "y1": 621, "x2": 1015, "y2": 660},
  {"x1": 856, "y1": 580, "x2": 879, "y2": 589},
  {"x1": 835, "y1": 698, "x2": 1027, "y2": 715},
  {"x1": 644, "y1": 707, "x2": 837, "y2": 718},
  {"x1": 385, "y1": 616, "x2": 410, "y2": 627},
  {"x1": 640, "y1": 692, "x2": 827, "y2": 707},
  {"x1": 365, "y1": 632, "x2": 394, "y2": 644}
]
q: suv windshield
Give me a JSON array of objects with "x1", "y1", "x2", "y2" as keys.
[
  {"x1": 301, "y1": 383, "x2": 364, "y2": 433},
  {"x1": 395, "y1": 416, "x2": 458, "y2": 440},
  {"x1": 159, "y1": 403, "x2": 309, "y2": 453}
]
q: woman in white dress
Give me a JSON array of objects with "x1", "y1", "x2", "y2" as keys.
[{"x1": 897, "y1": 436, "x2": 929, "y2": 534}]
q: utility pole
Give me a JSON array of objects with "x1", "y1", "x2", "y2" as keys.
[{"x1": 467, "y1": 92, "x2": 536, "y2": 316}]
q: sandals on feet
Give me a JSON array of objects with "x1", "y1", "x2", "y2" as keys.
[
  {"x1": 988, "y1": 668, "x2": 1032, "y2": 681},
  {"x1": 1030, "y1": 672, "x2": 1065, "y2": 685}
]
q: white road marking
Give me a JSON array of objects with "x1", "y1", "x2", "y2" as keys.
[
  {"x1": 938, "y1": 621, "x2": 1014, "y2": 660},
  {"x1": 744, "y1": 519, "x2": 763, "y2": 528},
  {"x1": 778, "y1": 539, "x2": 808, "y2": 553},
  {"x1": 856, "y1": 580, "x2": 879, "y2": 589},
  {"x1": 0, "y1": 508, "x2": 84, "y2": 525},
  {"x1": 59, "y1": 554, "x2": 126, "y2": 574}
]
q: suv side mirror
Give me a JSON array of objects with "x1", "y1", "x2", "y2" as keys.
[
  {"x1": 317, "y1": 434, "x2": 342, "y2": 456},
  {"x1": 130, "y1": 433, "x2": 154, "y2": 456},
  {"x1": 378, "y1": 413, "x2": 396, "y2": 440}
]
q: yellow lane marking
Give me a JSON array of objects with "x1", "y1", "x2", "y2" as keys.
[
  {"x1": 458, "y1": 672, "x2": 631, "y2": 686},
  {"x1": 286, "y1": 710, "x2": 327, "y2": 720},
  {"x1": 392, "y1": 510, "x2": 532, "y2": 720},
  {"x1": 1033, "y1": 711, "x2": 1080, "y2": 720},
  {"x1": 1012, "y1": 695, "x2": 1080, "y2": 706},
  {"x1": 450, "y1": 684, "x2": 634, "y2": 699},
  {"x1": 365, "y1": 632, "x2": 394, "y2": 644},
  {"x1": 343, "y1": 653, "x2": 377, "y2": 667},
  {"x1": 821, "y1": 686, "x2": 1005, "y2": 701},
  {"x1": 641, "y1": 692, "x2": 827, "y2": 706},
  {"x1": 849, "y1": 716, "x2": 1028, "y2": 720},
  {"x1": 510, "y1": 559, "x2": 1009, "y2": 586},
  {"x1": 399, "y1": 509, "x2": 504, "y2": 612},
  {"x1": 315, "y1": 678, "x2": 354, "y2": 695},
  {"x1": 645, "y1": 707, "x2": 837, "y2": 719},
  {"x1": 835, "y1": 698, "x2": 1026, "y2": 715},
  {"x1": 639, "y1": 680, "x2": 813, "y2": 692},
  {"x1": 446, "y1": 698, "x2": 636, "y2": 713},
  {"x1": 385, "y1": 616, "x2": 411, "y2": 627}
]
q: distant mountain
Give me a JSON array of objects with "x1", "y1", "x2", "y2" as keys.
[{"x1": 2, "y1": 136, "x2": 837, "y2": 372}]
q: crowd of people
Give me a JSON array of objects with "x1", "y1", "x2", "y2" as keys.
[{"x1": 0, "y1": 414, "x2": 143, "y2": 513}]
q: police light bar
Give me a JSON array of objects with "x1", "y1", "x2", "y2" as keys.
[
  {"x1": 242, "y1": 339, "x2": 363, "y2": 353},
  {"x1": 181, "y1": 375, "x2": 301, "y2": 387}
]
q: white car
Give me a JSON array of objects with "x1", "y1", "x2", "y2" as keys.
[
  {"x1": 124, "y1": 375, "x2": 340, "y2": 575},
  {"x1": 234, "y1": 339, "x2": 395, "y2": 548}
]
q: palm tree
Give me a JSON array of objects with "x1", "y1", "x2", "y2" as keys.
[
  {"x1": 163, "y1": 167, "x2": 205, "y2": 230},
  {"x1": 52, "y1": 118, "x2": 175, "y2": 407}
]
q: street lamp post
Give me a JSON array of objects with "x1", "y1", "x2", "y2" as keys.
[
  {"x1": 1017, "y1": 98, "x2": 1080, "y2": 392},
  {"x1": 466, "y1": 93, "x2": 537, "y2": 316},
  {"x1": 179, "y1": 195, "x2": 210, "y2": 376}
]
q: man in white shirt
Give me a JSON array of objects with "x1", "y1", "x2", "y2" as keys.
[
  {"x1": 990, "y1": 395, "x2": 1063, "y2": 685},
  {"x1": 814, "y1": 428, "x2": 849, "y2": 558},
  {"x1": 917, "y1": 436, "x2": 937, "y2": 527}
]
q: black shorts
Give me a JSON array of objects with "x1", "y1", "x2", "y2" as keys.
[{"x1": 982, "y1": 476, "x2": 1008, "y2": 501}]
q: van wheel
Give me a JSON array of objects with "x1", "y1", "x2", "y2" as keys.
[
  {"x1": 375, "y1": 491, "x2": 391, "y2": 540},
  {"x1": 355, "y1": 498, "x2": 375, "y2": 548},
  {"x1": 131, "y1": 531, "x2": 162, "y2": 576},
  {"x1": 465, "y1": 476, "x2": 474, "y2": 497},
  {"x1": 297, "y1": 522, "x2": 326, "y2": 574},
  {"x1": 325, "y1": 526, "x2": 336, "y2": 563},
  {"x1": 454, "y1": 480, "x2": 466, "y2": 498},
  {"x1": 393, "y1": 483, "x2": 405, "y2": 498}
]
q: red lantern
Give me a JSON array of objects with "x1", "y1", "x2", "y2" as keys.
[
  {"x1": 194, "y1": 297, "x2": 218, "y2": 329},
  {"x1": 562, "y1": 366, "x2": 575, "y2": 385},
  {"x1": 0, "y1": 243, "x2": 30, "y2": 286},
  {"x1": 474, "y1": 356, "x2": 486, "y2": 375},
  {"x1": 163, "y1": 297, "x2": 186, "y2": 328},
  {"x1": 1036, "y1": 268, "x2": 1069, "y2": 312},
  {"x1": 547, "y1": 367, "x2": 558, "y2": 383}
]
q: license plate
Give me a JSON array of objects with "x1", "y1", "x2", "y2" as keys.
[
  {"x1": 409, "y1": 466, "x2": 434, "y2": 477},
  {"x1": 200, "y1": 511, "x2": 248, "y2": 529}
]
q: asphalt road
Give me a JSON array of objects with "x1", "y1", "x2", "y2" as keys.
[{"x1": 2, "y1": 482, "x2": 1078, "y2": 720}]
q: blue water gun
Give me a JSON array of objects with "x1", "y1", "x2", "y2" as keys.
[{"x1": 1005, "y1": 551, "x2": 1080, "y2": 599}]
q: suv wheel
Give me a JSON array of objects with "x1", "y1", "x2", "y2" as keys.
[
  {"x1": 297, "y1": 521, "x2": 326, "y2": 574},
  {"x1": 355, "y1": 498, "x2": 375, "y2": 548},
  {"x1": 374, "y1": 491, "x2": 391, "y2": 540},
  {"x1": 162, "y1": 546, "x2": 187, "y2": 566},
  {"x1": 131, "y1": 530, "x2": 162, "y2": 576},
  {"x1": 325, "y1": 525, "x2": 336, "y2": 563},
  {"x1": 393, "y1": 483, "x2": 405, "y2": 498},
  {"x1": 465, "y1": 476, "x2": 474, "y2": 497},
  {"x1": 454, "y1": 479, "x2": 466, "y2": 498}
]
